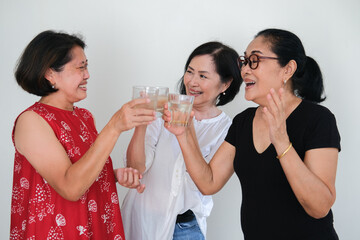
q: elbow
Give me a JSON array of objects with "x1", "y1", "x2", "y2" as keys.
[
  {"x1": 307, "y1": 209, "x2": 330, "y2": 219},
  {"x1": 198, "y1": 186, "x2": 220, "y2": 196},
  {"x1": 307, "y1": 208, "x2": 331, "y2": 219},
  {"x1": 304, "y1": 197, "x2": 336, "y2": 219},
  {"x1": 58, "y1": 187, "x2": 86, "y2": 202},
  {"x1": 199, "y1": 189, "x2": 213, "y2": 196},
  {"x1": 61, "y1": 192, "x2": 82, "y2": 202}
]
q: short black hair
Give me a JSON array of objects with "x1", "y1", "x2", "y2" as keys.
[
  {"x1": 178, "y1": 41, "x2": 242, "y2": 106},
  {"x1": 15, "y1": 30, "x2": 86, "y2": 96}
]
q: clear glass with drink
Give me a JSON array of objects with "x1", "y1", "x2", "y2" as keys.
[
  {"x1": 155, "y1": 87, "x2": 169, "y2": 117},
  {"x1": 168, "y1": 93, "x2": 194, "y2": 126},
  {"x1": 132, "y1": 86, "x2": 159, "y2": 110}
]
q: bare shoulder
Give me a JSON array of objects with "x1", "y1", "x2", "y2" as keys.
[
  {"x1": 16, "y1": 110, "x2": 47, "y2": 126},
  {"x1": 14, "y1": 110, "x2": 56, "y2": 155}
]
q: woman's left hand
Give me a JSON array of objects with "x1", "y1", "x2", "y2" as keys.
[
  {"x1": 262, "y1": 88, "x2": 290, "y2": 150},
  {"x1": 115, "y1": 168, "x2": 145, "y2": 193}
]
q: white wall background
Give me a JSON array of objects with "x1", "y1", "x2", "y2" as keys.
[{"x1": 1, "y1": 0, "x2": 359, "y2": 239}]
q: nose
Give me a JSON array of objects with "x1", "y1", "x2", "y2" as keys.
[
  {"x1": 188, "y1": 74, "x2": 201, "y2": 86},
  {"x1": 84, "y1": 68, "x2": 90, "y2": 79},
  {"x1": 241, "y1": 62, "x2": 252, "y2": 76}
]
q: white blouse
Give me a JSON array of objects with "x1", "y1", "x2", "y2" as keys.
[{"x1": 121, "y1": 112, "x2": 232, "y2": 240}]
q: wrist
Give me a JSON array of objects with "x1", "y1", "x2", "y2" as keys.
[
  {"x1": 276, "y1": 142, "x2": 292, "y2": 160},
  {"x1": 104, "y1": 122, "x2": 122, "y2": 139}
]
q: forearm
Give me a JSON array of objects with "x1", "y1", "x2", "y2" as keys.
[
  {"x1": 126, "y1": 126, "x2": 146, "y2": 173},
  {"x1": 177, "y1": 130, "x2": 216, "y2": 194},
  {"x1": 279, "y1": 148, "x2": 336, "y2": 218}
]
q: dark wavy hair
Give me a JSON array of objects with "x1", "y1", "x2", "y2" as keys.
[
  {"x1": 178, "y1": 41, "x2": 242, "y2": 106},
  {"x1": 256, "y1": 28, "x2": 325, "y2": 103},
  {"x1": 15, "y1": 30, "x2": 86, "y2": 96}
]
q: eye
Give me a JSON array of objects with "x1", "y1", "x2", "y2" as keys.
[
  {"x1": 249, "y1": 55, "x2": 259, "y2": 63},
  {"x1": 200, "y1": 74, "x2": 207, "y2": 79},
  {"x1": 78, "y1": 65, "x2": 88, "y2": 70},
  {"x1": 186, "y1": 69, "x2": 193, "y2": 74}
]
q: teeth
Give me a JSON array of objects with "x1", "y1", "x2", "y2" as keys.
[
  {"x1": 79, "y1": 85, "x2": 87, "y2": 88},
  {"x1": 189, "y1": 90, "x2": 202, "y2": 94},
  {"x1": 245, "y1": 82, "x2": 255, "y2": 86}
]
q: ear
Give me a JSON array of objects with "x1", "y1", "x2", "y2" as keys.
[
  {"x1": 44, "y1": 68, "x2": 55, "y2": 85},
  {"x1": 283, "y1": 60, "x2": 297, "y2": 81},
  {"x1": 221, "y1": 79, "x2": 233, "y2": 93}
]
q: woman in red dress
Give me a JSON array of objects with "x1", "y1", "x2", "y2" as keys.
[{"x1": 10, "y1": 30, "x2": 154, "y2": 239}]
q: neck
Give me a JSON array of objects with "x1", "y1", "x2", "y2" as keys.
[
  {"x1": 193, "y1": 104, "x2": 222, "y2": 121},
  {"x1": 39, "y1": 95, "x2": 74, "y2": 111},
  {"x1": 258, "y1": 91, "x2": 301, "y2": 118}
]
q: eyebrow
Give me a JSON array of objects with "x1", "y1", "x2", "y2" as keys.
[
  {"x1": 244, "y1": 50, "x2": 264, "y2": 56},
  {"x1": 188, "y1": 65, "x2": 210, "y2": 74},
  {"x1": 79, "y1": 59, "x2": 88, "y2": 65}
]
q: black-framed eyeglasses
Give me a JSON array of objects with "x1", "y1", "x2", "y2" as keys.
[{"x1": 238, "y1": 54, "x2": 279, "y2": 70}]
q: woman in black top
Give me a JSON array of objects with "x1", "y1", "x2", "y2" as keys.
[{"x1": 163, "y1": 28, "x2": 341, "y2": 239}]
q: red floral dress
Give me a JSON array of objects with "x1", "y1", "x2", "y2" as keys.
[{"x1": 10, "y1": 102, "x2": 125, "y2": 240}]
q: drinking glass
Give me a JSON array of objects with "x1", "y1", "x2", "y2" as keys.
[
  {"x1": 155, "y1": 87, "x2": 169, "y2": 117},
  {"x1": 168, "y1": 93, "x2": 194, "y2": 126},
  {"x1": 132, "y1": 86, "x2": 159, "y2": 110}
]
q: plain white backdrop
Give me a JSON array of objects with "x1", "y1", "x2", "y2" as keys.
[{"x1": 1, "y1": 0, "x2": 359, "y2": 239}]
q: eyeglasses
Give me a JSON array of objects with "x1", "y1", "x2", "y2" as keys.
[{"x1": 238, "y1": 54, "x2": 279, "y2": 70}]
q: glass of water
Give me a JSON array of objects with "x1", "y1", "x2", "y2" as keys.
[
  {"x1": 155, "y1": 87, "x2": 169, "y2": 117},
  {"x1": 168, "y1": 93, "x2": 194, "y2": 126},
  {"x1": 132, "y1": 86, "x2": 159, "y2": 110}
]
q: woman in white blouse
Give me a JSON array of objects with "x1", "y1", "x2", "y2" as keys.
[{"x1": 121, "y1": 42, "x2": 242, "y2": 240}]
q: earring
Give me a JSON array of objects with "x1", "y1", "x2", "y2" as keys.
[
  {"x1": 222, "y1": 92, "x2": 226, "y2": 96},
  {"x1": 283, "y1": 80, "x2": 287, "y2": 86},
  {"x1": 52, "y1": 83, "x2": 56, "y2": 89}
]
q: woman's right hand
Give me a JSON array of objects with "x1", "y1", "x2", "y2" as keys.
[
  {"x1": 109, "y1": 98, "x2": 156, "y2": 135},
  {"x1": 162, "y1": 103, "x2": 194, "y2": 136}
]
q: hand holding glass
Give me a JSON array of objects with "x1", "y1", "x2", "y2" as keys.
[
  {"x1": 132, "y1": 86, "x2": 158, "y2": 110},
  {"x1": 168, "y1": 93, "x2": 194, "y2": 126}
]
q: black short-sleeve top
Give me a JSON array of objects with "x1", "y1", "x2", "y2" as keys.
[{"x1": 225, "y1": 100, "x2": 341, "y2": 240}]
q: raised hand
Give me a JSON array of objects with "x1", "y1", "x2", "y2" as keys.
[
  {"x1": 162, "y1": 103, "x2": 194, "y2": 136},
  {"x1": 261, "y1": 88, "x2": 290, "y2": 149},
  {"x1": 115, "y1": 168, "x2": 145, "y2": 193},
  {"x1": 109, "y1": 98, "x2": 156, "y2": 135}
]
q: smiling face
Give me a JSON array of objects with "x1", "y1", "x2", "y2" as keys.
[
  {"x1": 183, "y1": 54, "x2": 229, "y2": 110},
  {"x1": 47, "y1": 46, "x2": 89, "y2": 107},
  {"x1": 241, "y1": 36, "x2": 286, "y2": 106}
]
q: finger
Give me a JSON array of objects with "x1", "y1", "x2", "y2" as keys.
[
  {"x1": 164, "y1": 120, "x2": 171, "y2": 129},
  {"x1": 128, "y1": 98, "x2": 150, "y2": 108},
  {"x1": 132, "y1": 108, "x2": 156, "y2": 116},
  {"x1": 126, "y1": 168, "x2": 134, "y2": 185},
  {"x1": 187, "y1": 111, "x2": 195, "y2": 126},
  {"x1": 278, "y1": 88, "x2": 285, "y2": 108},
  {"x1": 266, "y1": 91, "x2": 278, "y2": 116},
  {"x1": 270, "y1": 88, "x2": 282, "y2": 110},
  {"x1": 131, "y1": 169, "x2": 141, "y2": 188},
  {"x1": 136, "y1": 184, "x2": 146, "y2": 193},
  {"x1": 262, "y1": 106, "x2": 275, "y2": 125},
  {"x1": 132, "y1": 116, "x2": 156, "y2": 125},
  {"x1": 117, "y1": 168, "x2": 128, "y2": 185},
  {"x1": 162, "y1": 109, "x2": 171, "y2": 122}
]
